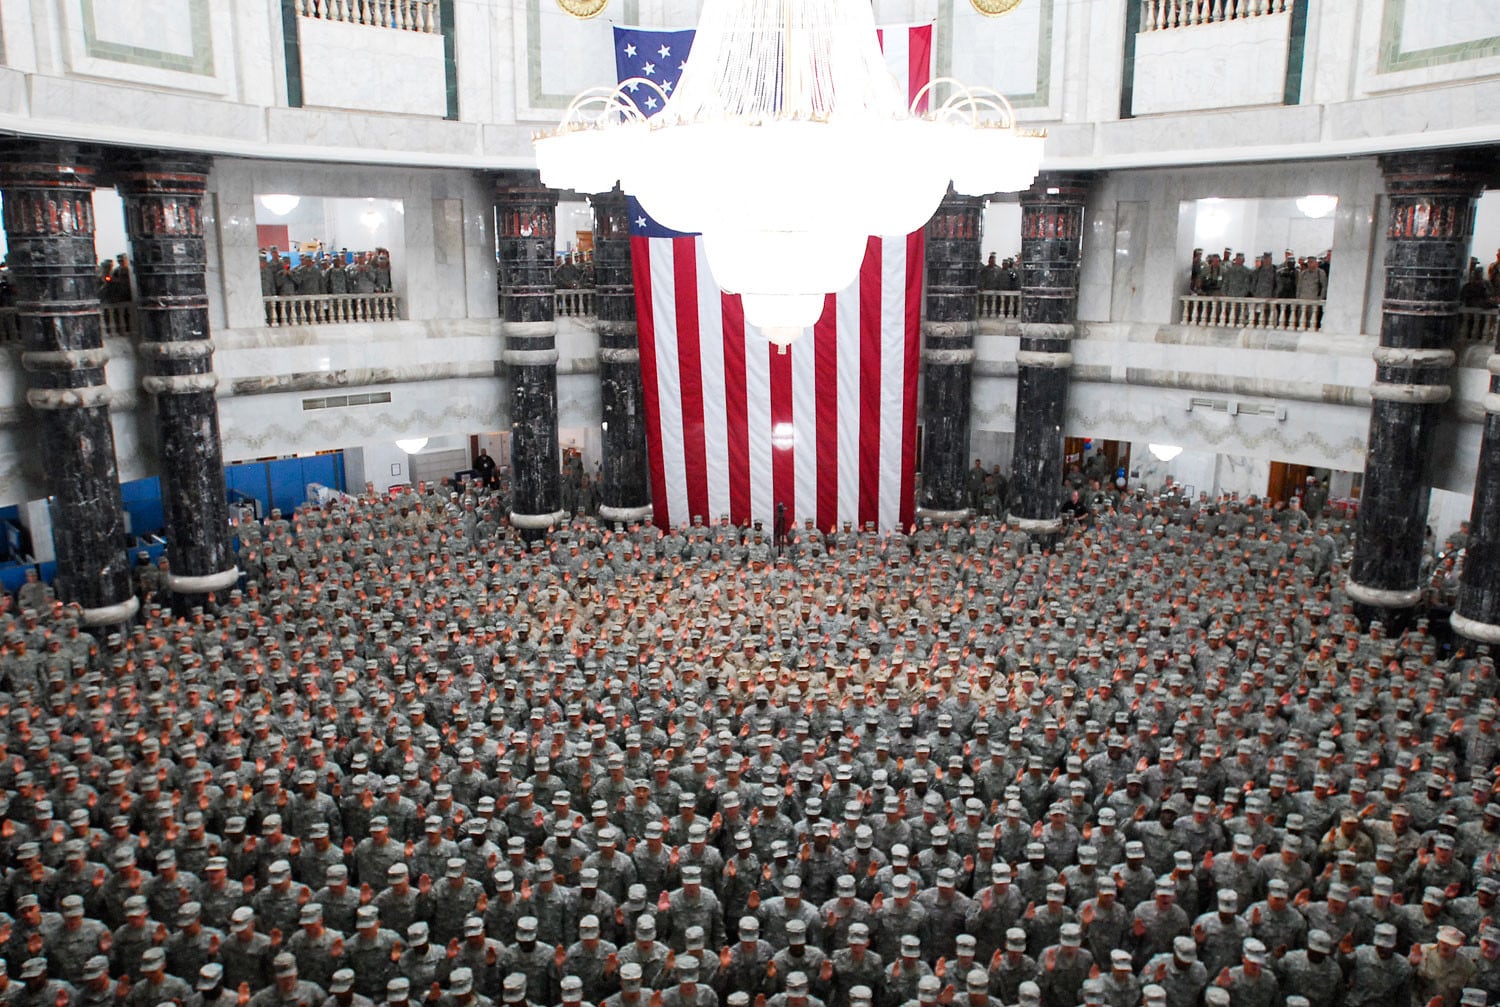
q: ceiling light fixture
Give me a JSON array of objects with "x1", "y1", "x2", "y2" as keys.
[
  {"x1": 535, "y1": 0, "x2": 1044, "y2": 350},
  {"x1": 258, "y1": 194, "x2": 301, "y2": 216}
]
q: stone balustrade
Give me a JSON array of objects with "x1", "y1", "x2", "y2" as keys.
[
  {"x1": 977, "y1": 291, "x2": 1022, "y2": 320},
  {"x1": 294, "y1": 0, "x2": 439, "y2": 33},
  {"x1": 1458, "y1": 307, "x2": 1500, "y2": 345},
  {"x1": 1179, "y1": 294, "x2": 1324, "y2": 331},
  {"x1": 554, "y1": 289, "x2": 595, "y2": 318},
  {"x1": 262, "y1": 293, "x2": 402, "y2": 327},
  {"x1": 1140, "y1": 0, "x2": 1292, "y2": 30}
]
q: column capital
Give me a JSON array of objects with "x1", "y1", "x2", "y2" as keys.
[
  {"x1": 493, "y1": 169, "x2": 558, "y2": 202},
  {"x1": 1376, "y1": 147, "x2": 1495, "y2": 194},
  {"x1": 1020, "y1": 171, "x2": 1097, "y2": 206},
  {"x1": 590, "y1": 186, "x2": 631, "y2": 239},
  {"x1": 0, "y1": 139, "x2": 102, "y2": 182},
  {"x1": 105, "y1": 150, "x2": 212, "y2": 191}
]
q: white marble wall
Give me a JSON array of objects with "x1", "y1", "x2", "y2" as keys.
[
  {"x1": 1133, "y1": 13, "x2": 1291, "y2": 116},
  {"x1": 299, "y1": 17, "x2": 447, "y2": 118},
  {"x1": 1354, "y1": 0, "x2": 1500, "y2": 98},
  {"x1": 57, "y1": 0, "x2": 237, "y2": 97},
  {"x1": 217, "y1": 375, "x2": 504, "y2": 465}
]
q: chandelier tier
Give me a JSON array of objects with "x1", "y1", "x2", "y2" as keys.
[{"x1": 535, "y1": 0, "x2": 1044, "y2": 348}]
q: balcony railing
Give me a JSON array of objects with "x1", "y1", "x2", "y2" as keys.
[
  {"x1": 1140, "y1": 0, "x2": 1292, "y2": 30},
  {"x1": 0, "y1": 305, "x2": 137, "y2": 341},
  {"x1": 1459, "y1": 307, "x2": 1500, "y2": 345},
  {"x1": 1179, "y1": 295, "x2": 1324, "y2": 331},
  {"x1": 263, "y1": 293, "x2": 402, "y2": 327},
  {"x1": 294, "y1": 0, "x2": 440, "y2": 33},
  {"x1": 555, "y1": 290, "x2": 595, "y2": 318},
  {"x1": 977, "y1": 291, "x2": 1022, "y2": 320}
]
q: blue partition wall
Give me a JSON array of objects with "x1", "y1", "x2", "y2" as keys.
[
  {"x1": 121, "y1": 477, "x2": 166, "y2": 538},
  {"x1": 224, "y1": 453, "x2": 347, "y2": 518},
  {"x1": 7, "y1": 453, "x2": 345, "y2": 587}
]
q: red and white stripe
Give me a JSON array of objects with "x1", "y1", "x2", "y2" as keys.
[
  {"x1": 876, "y1": 23, "x2": 934, "y2": 112},
  {"x1": 634, "y1": 233, "x2": 923, "y2": 533},
  {"x1": 632, "y1": 24, "x2": 931, "y2": 533}
]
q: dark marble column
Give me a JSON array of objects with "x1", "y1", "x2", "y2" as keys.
[
  {"x1": 1348, "y1": 150, "x2": 1489, "y2": 628},
  {"x1": 917, "y1": 190, "x2": 984, "y2": 521},
  {"x1": 494, "y1": 171, "x2": 563, "y2": 535},
  {"x1": 591, "y1": 188, "x2": 651, "y2": 526},
  {"x1": 1453, "y1": 314, "x2": 1500, "y2": 644},
  {"x1": 0, "y1": 142, "x2": 137, "y2": 626},
  {"x1": 1009, "y1": 172, "x2": 1093, "y2": 543},
  {"x1": 112, "y1": 152, "x2": 238, "y2": 606}
]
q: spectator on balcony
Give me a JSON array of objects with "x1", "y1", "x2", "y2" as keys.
[
  {"x1": 349, "y1": 255, "x2": 377, "y2": 295},
  {"x1": 102, "y1": 253, "x2": 132, "y2": 303},
  {"x1": 979, "y1": 254, "x2": 1003, "y2": 291},
  {"x1": 1251, "y1": 252, "x2": 1276, "y2": 299},
  {"x1": 1460, "y1": 265, "x2": 1493, "y2": 308},
  {"x1": 1197, "y1": 253, "x2": 1223, "y2": 295},
  {"x1": 1487, "y1": 249, "x2": 1500, "y2": 299},
  {"x1": 275, "y1": 259, "x2": 297, "y2": 297},
  {"x1": 293, "y1": 257, "x2": 323, "y2": 296},
  {"x1": 373, "y1": 249, "x2": 392, "y2": 293},
  {"x1": 555, "y1": 255, "x2": 583, "y2": 290},
  {"x1": 1000, "y1": 258, "x2": 1020, "y2": 290},
  {"x1": 1295, "y1": 257, "x2": 1326, "y2": 300},
  {"x1": 1274, "y1": 251, "x2": 1298, "y2": 298},
  {"x1": 1220, "y1": 252, "x2": 1252, "y2": 298},
  {"x1": 325, "y1": 256, "x2": 351, "y2": 295},
  {"x1": 1188, "y1": 248, "x2": 1204, "y2": 293}
]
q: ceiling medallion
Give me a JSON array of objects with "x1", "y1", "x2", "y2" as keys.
[
  {"x1": 971, "y1": 0, "x2": 1023, "y2": 15},
  {"x1": 557, "y1": 0, "x2": 608, "y2": 18}
]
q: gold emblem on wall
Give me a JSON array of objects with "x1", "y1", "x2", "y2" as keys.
[
  {"x1": 557, "y1": 0, "x2": 609, "y2": 18},
  {"x1": 970, "y1": 0, "x2": 1023, "y2": 15}
]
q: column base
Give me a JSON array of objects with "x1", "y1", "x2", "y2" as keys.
[
  {"x1": 1344, "y1": 579, "x2": 1422, "y2": 609},
  {"x1": 598, "y1": 503, "x2": 653, "y2": 524},
  {"x1": 1008, "y1": 514, "x2": 1064, "y2": 534},
  {"x1": 1451, "y1": 611, "x2": 1500, "y2": 645},
  {"x1": 510, "y1": 509, "x2": 568, "y2": 530},
  {"x1": 166, "y1": 568, "x2": 242, "y2": 594},
  {"x1": 80, "y1": 595, "x2": 139, "y2": 627},
  {"x1": 916, "y1": 507, "x2": 970, "y2": 523}
]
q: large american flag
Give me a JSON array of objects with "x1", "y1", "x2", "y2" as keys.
[{"x1": 615, "y1": 23, "x2": 932, "y2": 533}]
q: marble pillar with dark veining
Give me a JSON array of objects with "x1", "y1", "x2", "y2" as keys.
[
  {"x1": 1010, "y1": 172, "x2": 1092, "y2": 542},
  {"x1": 918, "y1": 190, "x2": 984, "y2": 521},
  {"x1": 1454, "y1": 326, "x2": 1500, "y2": 645},
  {"x1": 113, "y1": 152, "x2": 238, "y2": 605},
  {"x1": 0, "y1": 142, "x2": 136, "y2": 626},
  {"x1": 1348, "y1": 150, "x2": 1489, "y2": 628},
  {"x1": 591, "y1": 188, "x2": 652, "y2": 526},
  {"x1": 494, "y1": 172, "x2": 562, "y2": 534}
]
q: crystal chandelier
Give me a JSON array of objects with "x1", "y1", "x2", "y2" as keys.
[{"x1": 535, "y1": 0, "x2": 1044, "y2": 348}]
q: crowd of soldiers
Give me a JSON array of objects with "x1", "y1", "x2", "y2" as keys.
[
  {"x1": 259, "y1": 248, "x2": 393, "y2": 298},
  {"x1": 0, "y1": 479, "x2": 1495, "y2": 1007},
  {"x1": 1190, "y1": 250, "x2": 1329, "y2": 301}
]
